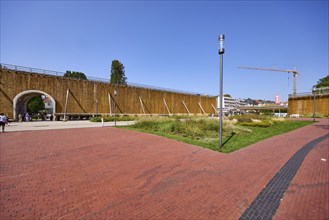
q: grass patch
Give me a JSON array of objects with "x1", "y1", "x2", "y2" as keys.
[
  {"x1": 90, "y1": 115, "x2": 139, "y2": 122},
  {"x1": 221, "y1": 120, "x2": 312, "y2": 153},
  {"x1": 303, "y1": 112, "x2": 326, "y2": 118},
  {"x1": 125, "y1": 116, "x2": 313, "y2": 153}
]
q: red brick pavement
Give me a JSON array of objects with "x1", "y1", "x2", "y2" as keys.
[
  {"x1": 0, "y1": 119, "x2": 328, "y2": 219},
  {"x1": 274, "y1": 137, "x2": 329, "y2": 219}
]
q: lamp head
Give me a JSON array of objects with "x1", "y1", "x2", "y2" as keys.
[{"x1": 218, "y1": 34, "x2": 225, "y2": 54}]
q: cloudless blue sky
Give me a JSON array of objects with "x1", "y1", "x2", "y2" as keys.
[{"x1": 1, "y1": 0, "x2": 328, "y2": 101}]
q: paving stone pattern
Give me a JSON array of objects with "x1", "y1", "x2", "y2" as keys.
[
  {"x1": 240, "y1": 133, "x2": 329, "y2": 220},
  {"x1": 0, "y1": 119, "x2": 328, "y2": 219},
  {"x1": 274, "y1": 138, "x2": 329, "y2": 219}
]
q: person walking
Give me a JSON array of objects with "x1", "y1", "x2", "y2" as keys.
[
  {"x1": 25, "y1": 113, "x2": 30, "y2": 122},
  {"x1": 18, "y1": 113, "x2": 23, "y2": 123},
  {"x1": 0, "y1": 113, "x2": 8, "y2": 132}
]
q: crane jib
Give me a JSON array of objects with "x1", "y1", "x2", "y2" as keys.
[{"x1": 238, "y1": 66, "x2": 299, "y2": 96}]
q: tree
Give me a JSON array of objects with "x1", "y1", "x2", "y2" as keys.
[
  {"x1": 224, "y1": 94, "x2": 232, "y2": 97},
  {"x1": 110, "y1": 60, "x2": 127, "y2": 85},
  {"x1": 315, "y1": 75, "x2": 329, "y2": 88},
  {"x1": 27, "y1": 96, "x2": 45, "y2": 113},
  {"x1": 64, "y1": 71, "x2": 87, "y2": 80}
]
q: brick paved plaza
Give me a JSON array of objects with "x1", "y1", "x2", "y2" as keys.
[{"x1": 0, "y1": 119, "x2": 328, "y2": 219}]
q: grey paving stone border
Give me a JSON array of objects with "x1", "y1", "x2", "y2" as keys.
[{"x1": 239, "y1": 133, "x2": 329, "y2": 220}]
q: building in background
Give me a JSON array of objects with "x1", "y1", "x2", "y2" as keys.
[
  {"x1": 217, "y1": 96, "x2": 247, "y2": 114},
  {"x1": 42, "y1": 97, "x2": 54, "y2": 114}
]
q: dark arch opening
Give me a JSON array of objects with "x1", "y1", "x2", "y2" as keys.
[{"x1": 13, "y1": 90, "x2": 55, "y2": 121}]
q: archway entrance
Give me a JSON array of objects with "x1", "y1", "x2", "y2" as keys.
[{"x1": 13, "y1": 90, "x2": 56, "y2": 121}]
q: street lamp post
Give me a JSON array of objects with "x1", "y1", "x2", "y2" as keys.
[
  {"x1": 313, "y1": 86, "x2": 316, "y2": 122},
  {"x1": 218, "y1": 34, "x2": 225, "y2": 147},
  {"x1": 114, "y1": 88, "x2": 117, "y2": 127}
]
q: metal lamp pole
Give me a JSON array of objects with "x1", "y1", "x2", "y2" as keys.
[
  {"x1": 218, "y1": 34, "x2": 225, "y2": 147},
  {"x1": 114, "y1": 87, "x2": 117, "y2": 127},
  {"x1": 313, "y1": 86, "x2": 316, "y2": 122}
]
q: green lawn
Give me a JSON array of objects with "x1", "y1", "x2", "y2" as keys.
[{"x1": 124, "y1": 116, "x2": 313, "y2": 153}]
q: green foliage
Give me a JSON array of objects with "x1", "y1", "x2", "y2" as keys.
[
  {"x1": 125, "y1": 115, "x2": 313, "y2": 153},
  {"x1": 64, "y1": 71, "x2": 87, "y2": 80},
  {"x1": 238, "y1": 121, "x2": 272, "y2": 127},
  {"x1": 234, "y1": 117, "x2": 252, "y2": 123},
  {"x1": 90, "y1": 115, "x2": 138, "y2": 122},
  {"x1": 315, "y1": 75, "x2": 329, "y2": 88},
  {"x1": 229, "y1": 114, "x2": 282, "y2": 127},
  {"x1": 229, "y1": 114, "x2": 270, "y2": 122},
  {"x1": 304, "y1": 112, "x2": 324, "y2": 118},
  {"x1": 132, "y1": 117, "x2": 245, "y2": 141},
  {"x1": 110, "y1": 60, "x2": 127, "y2": 85},
  {"x1": 27, "y1": 96, "x2": 45, "y2": 113}
]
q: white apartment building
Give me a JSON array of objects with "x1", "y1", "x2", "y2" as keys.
[{"x1": 217, "y1": 96, "x2": 247, "y2": 112}]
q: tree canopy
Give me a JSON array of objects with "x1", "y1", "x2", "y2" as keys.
[
  {"x1": 27, "y1": 96, "x2": 45, "y2": 113},
  {"x1": 315, "y1": 75, "x2": 329, "y2": 88},
  {"x1": 64, "y1": 71, "x2": 87, "y2": 80},
  {"x1": 110, "y1": 60, "x2": 127, "y2": 85}
]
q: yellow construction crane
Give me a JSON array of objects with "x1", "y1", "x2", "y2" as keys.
[{"x1": 238, "y1": 66, "x2": 299, "y2": 96}]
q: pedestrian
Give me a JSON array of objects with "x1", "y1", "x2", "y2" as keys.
[
  {"x1": 18, "y1": 113, "x2": 23, "y2": 123},
  {"x1": 25, "y1": 113, "x2": 30, "y2": 122},
  {"x1": 0, "y1": 113, "x2": 8, "y2": 132}
]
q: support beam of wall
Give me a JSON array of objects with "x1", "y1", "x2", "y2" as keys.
[
  {"x1": 182, "y1": 100, "x2": 190, "y2": 115},
  {"x1": 108, "y1": 93, "x2": 112, "y2": 115},
  {"x1": 64, "y1": 89, "x2": 69, "y2": 120},
  {"x1": 68, "y1": 90, "x2": 86, "y2": 113},
  {"x1": 108, "y1": 93, "x2": 123, "y2": 114},
  {"x1": 163, "y1": 98, "x2": 172, "y2": 115},
  {"x1": 211, "y1": 103, "x2": 217, "y2": 114},
  {"x1": 94, "y1": 83, "x2": 98, "y2": 115},
  {"x1": 95, "y1": 100, "x2": 98, "y2": 115},
  {"x1": 198, "y1": 102, "x2": 206, "y2": 114},
  {"x1": 139, "y1": 96, "x2": 146, "y2": 115}
]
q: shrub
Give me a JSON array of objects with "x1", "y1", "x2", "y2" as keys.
[
  {"x1": 304, "y1": 112, "x2": 324, "y2": 118},
  {"x1": 228, "y1": 114, "x2": 284, "y2": 127},
  {"x1": 90, "y1": 115, "x2": 139, "y2": 122},
  {"x1": 132, "y1": 116, "x2": 251, "y2": 141},
  {"x1": 239, "y1": 121, "x2": 272, "y2": 127}
]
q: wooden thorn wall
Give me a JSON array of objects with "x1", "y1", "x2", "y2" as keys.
[{"x1": 0, "y1": 68, "x2": 218, "y2": 119}]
